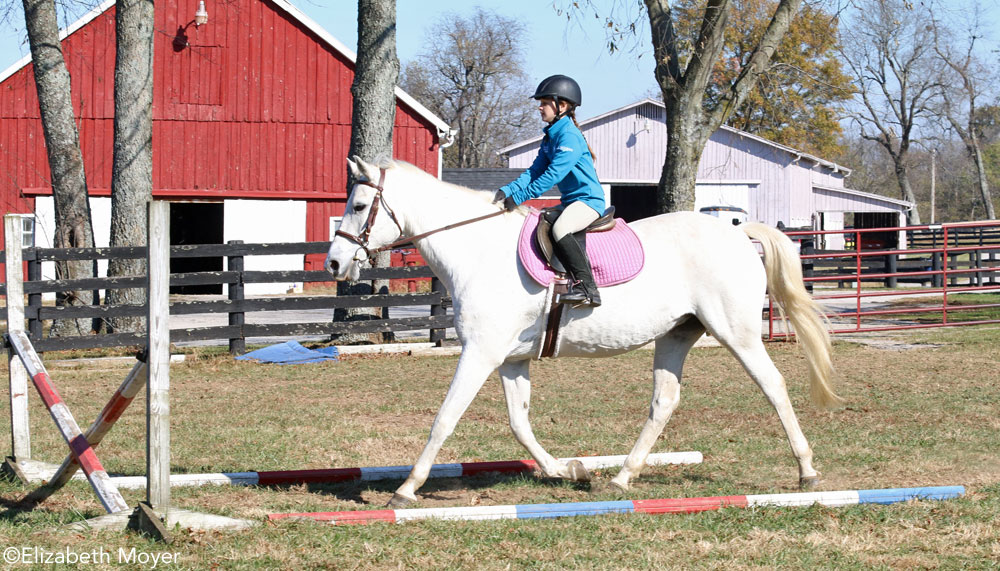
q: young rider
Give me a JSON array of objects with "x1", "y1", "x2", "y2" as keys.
[{"x1": 494, "y1": 75, "x2": 605, "y2": 307}]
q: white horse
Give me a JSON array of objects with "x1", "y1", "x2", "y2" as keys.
[{"x1": 325, "y1": 157, "x2": 841, "y2": 507}]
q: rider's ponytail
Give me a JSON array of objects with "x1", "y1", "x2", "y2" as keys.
[{"x1": 568, "y1": 109, "x2": 596, "y2": 162}]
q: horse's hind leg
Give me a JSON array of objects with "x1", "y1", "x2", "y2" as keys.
[
  {"x1": 610, "y1": 319, "x2": 704, "y2": 491},
  {"x1": 715, "y1": 327, "x2": 820, "y2": 488},
  {"x1": 499, "y1": 360, "x2": 590, "y2": 481}
]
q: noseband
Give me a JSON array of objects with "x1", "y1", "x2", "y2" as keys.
[{"x1": 333, "y1": 167, "x2": 507, "y2": 266}]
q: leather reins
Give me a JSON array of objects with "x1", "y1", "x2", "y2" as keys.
[{"x1": 334, "y1": 167, "x2": 506, "y2": 265}]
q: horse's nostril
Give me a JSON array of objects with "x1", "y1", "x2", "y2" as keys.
[{"x1": 327, "y1": 260, "x2": 339, "y2": 274}]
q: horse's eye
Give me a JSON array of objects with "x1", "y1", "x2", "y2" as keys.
[{"x1": 353, "y1": 203, "x2": 367, "y2": 213}]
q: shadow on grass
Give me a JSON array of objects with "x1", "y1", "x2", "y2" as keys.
[
  {"x1": 287, "y1": 472, "x2": 593, "y2": 505},
  {"x1": 267, "y1": 469, "x2": 713, "y2": 506}
]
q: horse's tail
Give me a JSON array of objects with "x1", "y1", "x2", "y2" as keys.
[{"x1": 741, "y1": 223, "x2": 843, "y2": 408}]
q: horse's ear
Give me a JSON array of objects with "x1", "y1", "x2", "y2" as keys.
[
  {"x1": 348, "y1": 155, "x2": 380, "y2": 182},
  {"x1": 347, "y1": 156, "x2": 363, "y2": 181}
]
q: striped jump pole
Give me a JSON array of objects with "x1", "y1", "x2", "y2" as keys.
[
  {"x1": 22, "y1": 355, "x2": 147, "y2": 506},
  {"x1": 268, "y1": 485, "x2": 965, "y2": 525},
  {"x1": 83, "y1": 451, "x2": 703, "y2": 490},
  {"x1": 5, "y1": 331, "x2": 130, "y2": 514}
]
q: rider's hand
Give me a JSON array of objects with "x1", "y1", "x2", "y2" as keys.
[{"x1": 494, "y1": 190, "x2": 517, "y2": 212}]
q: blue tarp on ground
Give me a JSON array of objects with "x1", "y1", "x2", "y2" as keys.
[{"x1": 234, "y1": 341, "x2": 339, "y2": 365}]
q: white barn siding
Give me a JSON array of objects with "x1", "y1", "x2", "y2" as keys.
[
  {"x1": 508, "y1": 102, "x2": 668, "y2": 183},
  {"x1": 33, "y1": 197, "x2": 305, "y2": 298}
]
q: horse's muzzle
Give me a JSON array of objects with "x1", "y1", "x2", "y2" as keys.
[{"x1": 324, "y1": 258, "x2": 361, "y2": 282}]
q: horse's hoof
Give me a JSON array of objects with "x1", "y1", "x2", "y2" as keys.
[
  {"x1": 386, "y1": 492, "x2": 416, "y2": 508},
  {"x1": 566, "y1": 459, "x2": 591, "y2": 482},
  {"x1": 799, "y1": 475, "x2": 822, "y2": 490},
  {"x1": 606, "y1": 479, "x2": 629, "y2": 493}
]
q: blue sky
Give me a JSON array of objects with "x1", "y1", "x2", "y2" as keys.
[{"x1": 0, "y1": 0, "x2": 658, "y2": 121}]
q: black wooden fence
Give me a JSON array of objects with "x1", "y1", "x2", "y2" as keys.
[
  {"x1": 4, "y1": 228, "x2": 999, "y2": 354},
  {"x1": 0, "y1": 241, "x2": 451, "y2": 354}
]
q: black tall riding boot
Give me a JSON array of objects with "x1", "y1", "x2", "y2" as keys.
[{"x1": 554, "y1": 234, "x2": 601, "y2": 307}]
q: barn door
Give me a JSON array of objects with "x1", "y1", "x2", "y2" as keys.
[{"x1": 815, "y1": 212, "x2": 845, "y2": 250}]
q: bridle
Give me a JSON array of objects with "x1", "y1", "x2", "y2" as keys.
[{"x1": 334, "y1": 167, "x2": 506, "y2": 266}]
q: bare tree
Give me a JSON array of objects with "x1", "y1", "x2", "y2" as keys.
[
  {"x1": 104, "y1": 0, "x2": 154, "y2": 333},
  {"x1": 20, "y1": 0, "x2": 96, "y2": 335},
  {"x1": 334, "y1": 0, "x2": 399, "y2": 344},
  {"x1": 839, "y1": 0, "x2": 940, "y2": 224},
  {"x1": 401, "y1": 8, "x2": 535, "y2": 168},
  {"x1": 931, "y1": 9, "x2": 996, "y2": 219},
  {"x1": 561, "y1": 0, "x2": 806, "y2": 213}
]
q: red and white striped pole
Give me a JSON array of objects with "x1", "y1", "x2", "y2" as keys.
[
  {"x1": 6, "y1": 330, "x2": 130, "y2": 513},
  {"x1": 24, "y1": 355, "x2": 147, "y2": 504}
]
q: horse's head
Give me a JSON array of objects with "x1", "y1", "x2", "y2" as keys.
[{"x1": 324, "y1": 156, "x2": 404, "y2": 282}]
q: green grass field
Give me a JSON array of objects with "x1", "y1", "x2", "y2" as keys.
[{"x1": 1, "y1": 326, "x2": 998, "y2": 568}]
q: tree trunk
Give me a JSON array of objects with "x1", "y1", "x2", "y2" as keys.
[
  {"x1": 335, "y1": 0, "x2": 399, "y2": 344},
  {"x1": 22, "y1": 0, "x2": 96, "y2": 336},
  {"x1": 645, "y1": 0, "x2": 801, "y2": 215},
  {"x1": 657, "y1": 99, "x2": 705, "y2": 213},
  {"x1": 104, "y1": 0, "x2": 155, "y2": 334},
  {"x1": 893, "y1": 162, "x2": 922, "y2": 225},
  {"x1": 970, "y1": 142, "x2": 996, "y2": 220}
]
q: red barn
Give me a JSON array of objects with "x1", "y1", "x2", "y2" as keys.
[{"x1": 0, "y1": 0, "x2": 451, "y2": 293}]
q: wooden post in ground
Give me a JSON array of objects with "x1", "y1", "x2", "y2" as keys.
[
  {"x1": 146, "y1": 202, "x2": 171, "y2": 511},
  {"x1": 429, "y1": 276, "x2": 446, "y2": 346},
  {"x1": 227, "y1": 240, "x2": 246, "y2": 356},
  {"x1": 4, "y1": 214, "x2": 31, "y2": 475}
]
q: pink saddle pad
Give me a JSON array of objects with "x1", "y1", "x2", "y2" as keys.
[{"x1": 517, "y1": 211, "x2": 645, "y2": 287}]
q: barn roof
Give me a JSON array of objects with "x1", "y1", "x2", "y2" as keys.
[
  {"x1": 499, "y1": 98, "x2": 850, "y2": 176},
  {"x1": 0, "y1": 0, "x2": 453, "y2": 136},
  {"x1": 442, "y1": 168, "x2": 560, "y2": 196},
  {"x1": 813, "y1": 184, "x2": 913, "y2": 208}
]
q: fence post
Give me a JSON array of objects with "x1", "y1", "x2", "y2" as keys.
[
  {"x1": 227, "y1": 240, "x2": 246, "y2": 356},
  {"x1": 932, "y1": 252, "x2": 943, "y2": 288},
  {"x1": 973, "y1": 228, "x2": 983, "y2": 286},
  {"x1": 801, "y1": 239, "x2": 815, "y2": 295},
  {"x1": 27, "y1": 256, "x2": 42, "y2": 340},
  {"x1": 885, "y1": 253, "x2": 898, "y2": 288},
  {"x1": 5, "y1": 214, "x2": 31, "y2": 463},
  {"x1": 146, "y1": 202, "x2": 171, "y2": 511},
  {"x1": 429, "y1": 276, "x2": 446, "y2": 346}
]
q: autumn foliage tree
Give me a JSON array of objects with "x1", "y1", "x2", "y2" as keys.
[
  {"x1": 673, "y1": 0, "x2": 853, "y2": 157},
  {"x1": 561, "y1": 0, "x2": 807, "y2": 213}
]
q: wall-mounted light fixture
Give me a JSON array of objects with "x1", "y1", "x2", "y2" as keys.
[{"x1": 194, "y1": 1, "x2": 208, "y2": 27}]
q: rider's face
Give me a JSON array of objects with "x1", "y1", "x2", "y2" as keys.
[{"x1": 537, "y1": 97, "x2": 568, "y2": 123}]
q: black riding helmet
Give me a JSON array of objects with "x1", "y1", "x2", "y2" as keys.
[{"x1": 531, "y1": 75, "x2": 582, "y2": 109}]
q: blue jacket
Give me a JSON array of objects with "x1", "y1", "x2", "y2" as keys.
[{"x1": 500, "y1": 116, "x2": 605, "y2": 215}]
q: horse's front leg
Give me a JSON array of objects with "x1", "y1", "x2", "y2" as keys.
[
  {"x1": 499, "y1": 359, "x2": 590, "y2": 482},
  {"x1": 389, "y1": 347, "x2": 499, "y2": 507}
]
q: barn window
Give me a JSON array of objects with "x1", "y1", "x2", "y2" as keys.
[{"x1": 21, "y1": 216, "x2": 35, "y2": 248}]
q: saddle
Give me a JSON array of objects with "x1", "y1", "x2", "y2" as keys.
[
  {"x1": 517, "y1": 207, "x2": 644, "y2": 288},
  {"x1": 534, "y1": 207, "x2": 617, "y2": 273}
]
